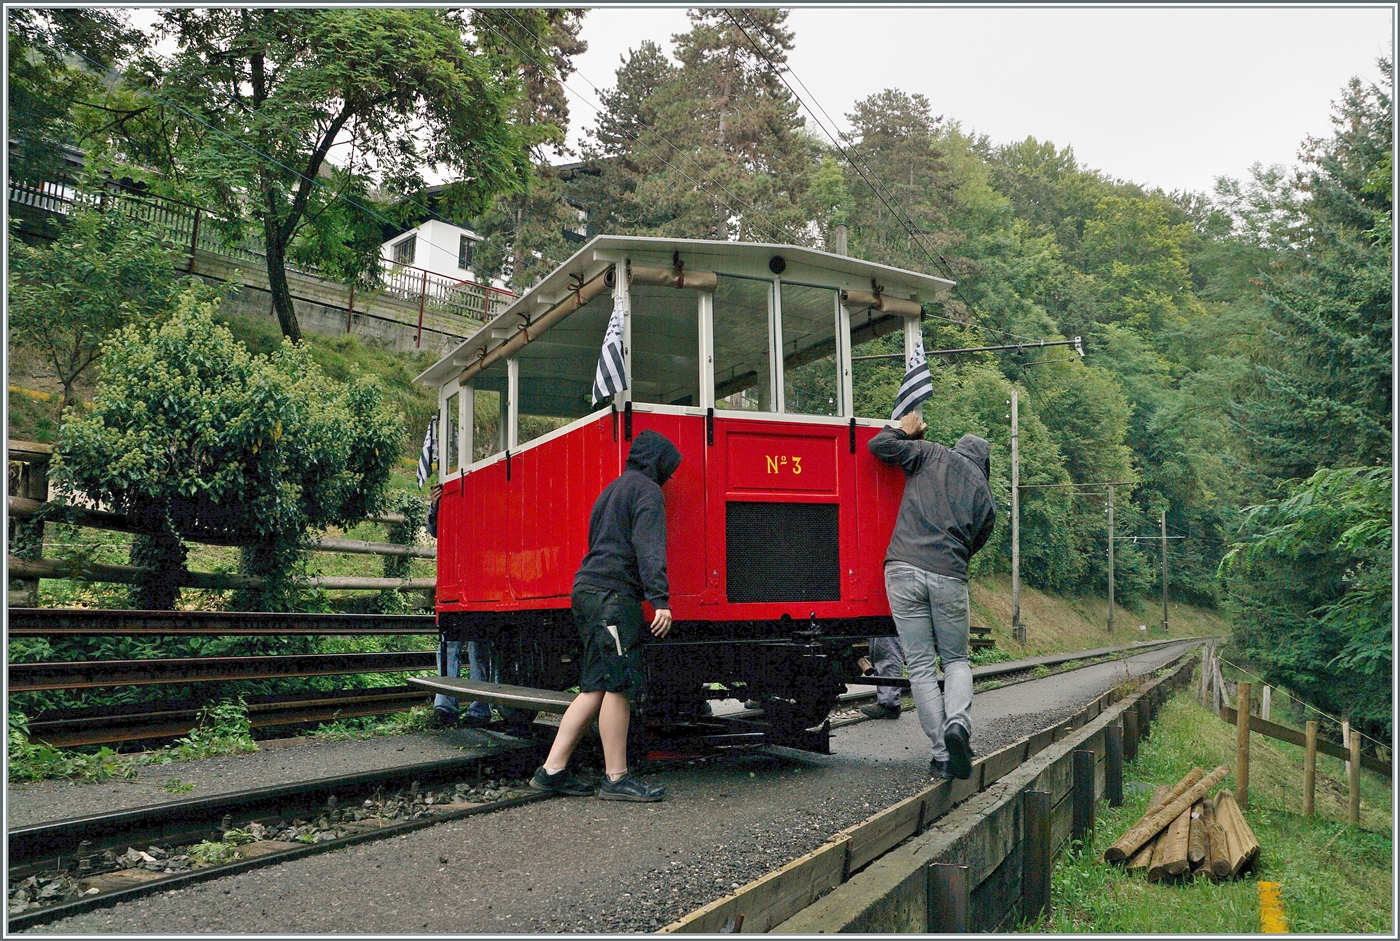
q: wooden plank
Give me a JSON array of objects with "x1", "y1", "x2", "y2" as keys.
[
  {"x1": 663, "y1": 837, "x2": 848, "y2": 933},
  {"x1": 980, "y1": 738, "x2": 1029, "y2": 788},
  {"x1": 1026, "y1": 727, "x2": 1056, "y2": 757},
  {"x1": 408, "y1": 677, "x2": 576, "y2": 713},
  {"x1": 845, "y1": 792, "x2": 925, "y2": 873},
  {"x1": 1219, "y1": 706, "x2": 1391, "y2": 777}
]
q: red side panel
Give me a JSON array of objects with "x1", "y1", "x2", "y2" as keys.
[
  {"x1": 509, "y1": 416, "x2": 619, "y2": 601},
  {"x1": 853, "y1": 425, "x2": 906, "y2": 612},
  {"x1": 458, "y1": 458, "x2": 509, "y2": 603},
  {"x1": 629, "y1": 412, "x2": 708, "y2": 608}
]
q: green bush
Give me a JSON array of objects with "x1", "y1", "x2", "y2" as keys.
[{"x1": 53, "y1": 293, "x2": 401, "y2": 610}]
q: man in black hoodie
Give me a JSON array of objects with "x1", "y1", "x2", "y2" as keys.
[
  {"x1": 530, "y1": 430, "x2": 682, "y2": 802},
  {"x1": 869, "y1": 412, "x2": 996, "y2": 781}
]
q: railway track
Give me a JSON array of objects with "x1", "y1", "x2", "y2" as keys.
[
  {"x1": 7, "y1": 638, "x2": 1197, "y2": 932},
  {"x1": 7, "y1": 743, "x2": 548, "y2": 931}
]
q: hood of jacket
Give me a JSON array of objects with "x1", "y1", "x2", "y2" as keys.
[
  {"x1": 953, "y1": 434, "x2": 991, "y2": 481},
  {"x1": 626, "y1": 430, "x2": 682, "y2": 486}
]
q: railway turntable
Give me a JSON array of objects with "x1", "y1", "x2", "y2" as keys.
[{"x1": 412, "y1": 236, "x2": 954, "y2": 754}]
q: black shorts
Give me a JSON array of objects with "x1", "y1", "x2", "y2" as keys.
[{"x1": 572, "y1": 586, "x2": 646, "y2": 696}]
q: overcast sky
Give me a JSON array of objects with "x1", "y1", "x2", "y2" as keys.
[{"x1": 560, "y1": 5, "x2": 1394, "y2": 196}]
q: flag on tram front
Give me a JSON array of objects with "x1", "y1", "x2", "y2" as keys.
[
  {"x1": 891, "y1": 331, "x2": 933, "y2": 420},
  {"x1": 591, "y1": 293, "x2": 628, "y2": 406},
  {"x1": 416, "y1": 415, "x2": 437, "y2": 488}
]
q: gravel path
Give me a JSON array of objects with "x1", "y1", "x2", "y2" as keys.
[{"x1": 19, "y1": 641, "x2": 1195, "y2": 934}]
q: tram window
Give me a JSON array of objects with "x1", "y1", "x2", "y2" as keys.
[
  {"x1": 444, "y1": 391, "x2": 460, "y2": 474},
  {"x1": 630, "y1": 284, "x2": 700, "y2": 408},
  {"x1": 516, "y1": 288, "x2": 613, "y2": 445},
  {"x1": 847, "y1": 301, "x2": 906, "y2": 420},
  {"x1": 472, "y1": 359, "x2": 507, "y2": 463},
  {"x1": 780, "y1": 283, "x2": 841, "y2": 417},
  {"x1": 712, "y1": 275, "x2": 773, "y2": 412}
]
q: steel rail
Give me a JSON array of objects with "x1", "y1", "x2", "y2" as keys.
[
  {"x1": 6, "y1": 607, "x2": 436, "y2": 636},
  {"x1": 8, "y1": 651, "x2": 437, "y2": 692},
  {"x1": 27, "y1": 686, "x2": 432, "y2": 748}
]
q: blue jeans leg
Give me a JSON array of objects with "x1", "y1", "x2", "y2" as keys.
[
  {"x1": 464, "y1": 641, "x2": 493, "y2": 720},
  {"x1": 434, "y1": 641, "x2": 460, "y2": 717},
  {"x1": 869, "y1": 635, "x2": 905, "y2": 709},
  {"x1": 884, "y1": 563, "x2": 973, "y2": 761}
]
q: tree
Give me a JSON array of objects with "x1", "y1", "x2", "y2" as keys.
[
  {"x1": 8, "y1": 204, "x2": 194, "y2": 411},
  {"x1": 1221, "y1": 467, "x2": 1392, "y2": 742},
  {"x1": 128, "y1": 9, "x2": 555, "y2": 341},
  {"x1": 6, "y1": 8, "x2": 146, "y2": 182},
  {"x1": 1236, "y1": 60, "x2": 1392, "y2": 479},
  {"x1": 53, "y1": 293, "x2": 401, "y2": 610}
]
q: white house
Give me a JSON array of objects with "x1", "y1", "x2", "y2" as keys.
[{"x1": 381, "y1": 219, "x2": 484, "y2": 285}]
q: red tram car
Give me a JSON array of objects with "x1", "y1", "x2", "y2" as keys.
[{"x1": 416, "y1": 236, "x2": 954, "y2": 750}]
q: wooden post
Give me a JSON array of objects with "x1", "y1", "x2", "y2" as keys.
[
  {"x1": 1103, "y1": 765, "x2": 1228, "y2": 863},
  {"x1": 1261, "y1": 685, "x2": 1271, "y2": 721},
  {"x1": 1010, "y1": 390, "x2": 1023, "y2": 644},
  {"x1": 1106, "y1": 484, "x2": 1115, "y2": 632},
  {"x1": 1199, "y1": 646, "x2": 1209, "y2": 705},
  {"x1": 1137, "y1": 698, "x2": 1151, "y2": 740},
  {"x1": 927, "y1": 863, "x2": 970, "y2": 933},
  {"x1": 416, "y1": 268, "x2": 428, "y2": 348},
  {"x1": 1123, "y1": 708, "x2": 1139, "y2": 763},
  {"x1": 1235, "y1": 681, "x2": 1251, "y2": 809},
  {"x1": 1348, "y1": 725, "x2": 1362, "y2": 828},
  {"x1": 1105, "y1": 724, "x2": 1124, "y2": 806},
  {"x1": 1072, "y1": 749, "x2": 1096, "y2": 850},
  {"x1": 1023, "y1": 790, "x2": 1053, "y2": 923},
  {"x1": 1187, "y1": 800, "x2": 1207, "y2": 867},
  {"x1": 1213, "y1": 658, "x2": 1225, "y2": 714},
  {"x1": 1342, "y1": 718, "x2": 1351, "y2": 779},
  {"x1": 1303, "y1": 719, "x2": 1318, "y2": 818},
  {"x1": 1126, "y1": 785, "x2": 1171, "y2": 872}
]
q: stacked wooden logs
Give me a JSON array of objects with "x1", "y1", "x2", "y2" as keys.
[{"x1": 1104, "y1": 766, "x2": 1260, "y2": 882}]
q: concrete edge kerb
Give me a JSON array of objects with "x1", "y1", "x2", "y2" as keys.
[{"x1": 772, "y1": 646, "x2": 1200, "y2": 933}]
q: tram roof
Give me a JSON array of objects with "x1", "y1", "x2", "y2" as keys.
[{"x1": 415, "y1": 235, "x2": 955, "y2": 387}]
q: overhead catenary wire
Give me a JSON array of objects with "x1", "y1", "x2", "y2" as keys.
[{"x1": 725, "y1": 8, "x2": 1044, "y2": 348}]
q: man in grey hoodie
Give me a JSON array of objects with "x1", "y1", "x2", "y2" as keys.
[
  {"x1": 869, "y1": 412, "x2": 996, "y2": 780},
  {"x1": 530, "y1": 430, "x2": 682, "y2": 802}
]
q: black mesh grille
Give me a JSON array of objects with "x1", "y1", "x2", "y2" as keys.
[{"x1": 726, "y1": 502, "x2": 840, "y2": 603}]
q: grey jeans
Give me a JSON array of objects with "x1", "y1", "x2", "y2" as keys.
[
  {"x1": 884, "y1": 561, "x2": 972, "y2": 762},
  {"x1": 868, "y1": 635, "x2": 905, "y2": 708}
]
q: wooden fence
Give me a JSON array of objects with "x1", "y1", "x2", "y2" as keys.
[{"x1": 7, "y1": 440, "x2": 434, "y2": 606}]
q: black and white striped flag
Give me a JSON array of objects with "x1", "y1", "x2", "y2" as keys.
[
  {"x1": 890, "y1": 331, "x2": 934, "y2": 420},
  {"x1": 416, "y1": 415, "x2": 437, "y2": 488},
  {"x1": 591, "y1": 294, "x2": 628, "y2": 406}
]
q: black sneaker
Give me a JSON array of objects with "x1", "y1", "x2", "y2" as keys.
[
  {"x1": 428, "y1": 708, "x2": 457, "y2": 729},
  {"x1": 529, "y1": 765, "x2": 593, "y2": 797},
  {"x1": 945, "y1": 723, "x2": 973, "y2": 780},
  {"x1": 596, "y1": 773, "x2": 665, "y2": 802},
  {"x1": 860, "y1": 703, "x2": 901, "y2": 720},
  {"x1": 929, "y1": 758, "x2": 952, "y2": 780}
]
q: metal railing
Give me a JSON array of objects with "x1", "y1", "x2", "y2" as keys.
[{"x1": 8, "y1": 178, "x2": 514, "y2": 324}]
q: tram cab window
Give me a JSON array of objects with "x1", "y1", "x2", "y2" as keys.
[
  {"x1": 780, "y1": 283, "x2": 841, "y2": 417},
  {"x1": 846, "y1": 300, "x2": 907, "y2": 420},
  {"x1": 630, "y1": 284, "x2": 700, "y2": 407},
  {"x1": 444, "y1": 390, "x2": 461, "y2": 475},
  {"x1": 471, "y1": 359, "x2": 507, "y2": 463},
  {"x1": 712, "y1": 275, "x2": 773, "y2": 412},
  {"x1": 516, "y1": 289, "x2": 613, "y2": 445}
]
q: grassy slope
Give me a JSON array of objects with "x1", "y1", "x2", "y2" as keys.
[
  {"x1": 970, "y1": 572, "x2": 1227, "y2": 659},
  {"x1": 1025, "y1": 690, "x2": 1392, "y2": 933}
]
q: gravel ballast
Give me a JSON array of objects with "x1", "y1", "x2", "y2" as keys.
[{"x1": 17, "y1": 641, "x2": 1196, "y2": 934}]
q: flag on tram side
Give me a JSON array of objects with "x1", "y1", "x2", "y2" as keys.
[
  {"x1": 591, "y1": 293, "x2": 628, "y2": 406},
  {"x1": 891, "y1": 331, "x2": 934, "y2": 420},
  {"x1": 416, "y1": 415, "x2": 437, "y2": 488}
]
